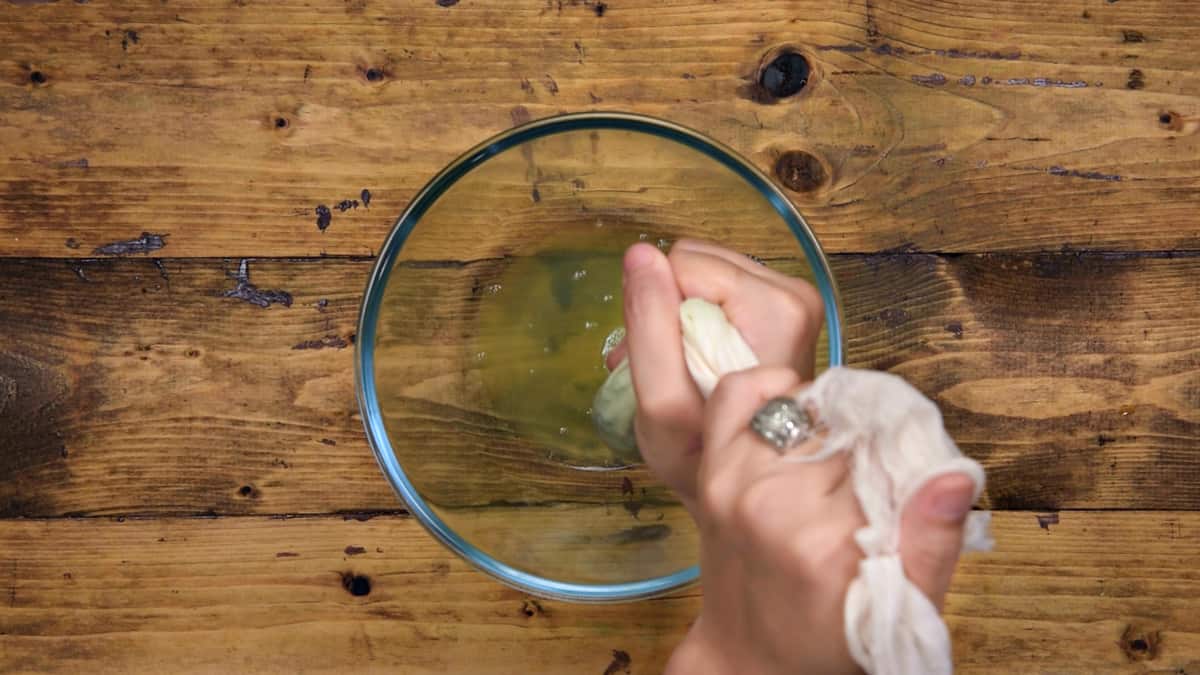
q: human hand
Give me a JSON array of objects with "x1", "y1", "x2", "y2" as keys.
[
  {"x1": 613, "y1": 238, "x2": 823, "y2": 502},
  {"x1": 617, "y1": 241, "x2": 980, "y2": 675}
]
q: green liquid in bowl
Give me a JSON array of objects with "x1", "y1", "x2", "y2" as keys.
[{"x1": 476, "y1": 235, "x2": 628, "y2": 468}]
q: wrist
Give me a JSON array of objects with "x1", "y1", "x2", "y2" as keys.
[
  {"x1": 668, "y1": 614, "x2": 865, "y2": 675},
  {"x1": 665, "y1": 625, "x2": 731, "y2": 675},
  {"x1": 666, "y1": 616, "x2": 762, "y2": 675}
]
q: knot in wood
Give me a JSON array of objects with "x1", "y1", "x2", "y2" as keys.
[
  {"x1": 760, "y1": 52, "x2": 810, "y2": 99},
  {"x1": 775, "y1": 150, "x2": 828, "y2": 192}
]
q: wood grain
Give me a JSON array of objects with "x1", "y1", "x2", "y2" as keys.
[
  {"x1": 1, "y1": 252, "x2": 1197, "y2": 516},
  {"x1": 0, "y1": 511, "x2": 1196, "y2": 674},
  {"x1": 2, "y1": 0, "x2": 1200, "y2": 257},
  {"x1": 2, "y1": 1, "x2": 1199, "y2": 671}
]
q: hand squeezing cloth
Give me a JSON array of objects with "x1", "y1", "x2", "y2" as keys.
[{"x1": 592, "y1": 298, "x2": 994, "y2": 675}]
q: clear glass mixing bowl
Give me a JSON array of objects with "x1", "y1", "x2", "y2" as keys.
[{"x1": 357, "y1": 112, "x2": 843, "y2": 601}]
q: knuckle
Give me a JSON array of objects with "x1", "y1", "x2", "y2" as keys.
[
  {"x1": 638, "y1": 386, "x2": 696, "y2": 423},
  {"x1": 778, "y1": 525, "x2": 845, "y2": 580},
  {"x1": 769, "y1": 287, "x2": 824, "y2": 360},
  {"x1": 697, "y1": 473, "x2": 734, "y2": 525},
  {"x1": 666, "y1": 244, "x2": 690, "y2": 265},
  {"x1": 782, "y1": 535, "x2": 827, "y2": 579},
  {"x1": 709, "y1": 368, "x2": 758, "y2": 406},
  {"x1": 726, "y1": 263, "x2": 752, "y2": 289},
  {"x1": 666, "y1": 247, "x2": 704, "y2": 280},
  {"x1": 906, "y1": 538, "x2": 959, "y2": 583},
  {"x1": 792, "y1": 282, "x2": 825, "y2": 326},
  {"x1": 773, "y1": 288, "x2": 809, "y2": 329},
  {"x1": 730, "y1": 477, "x2": 777, "y2": 534},
  {"x1": 784, "y1": 273, "x2": 818, "y2": 298},
  {"x1": 711, "y1": 366, "x2": 799, "y2": 408}
]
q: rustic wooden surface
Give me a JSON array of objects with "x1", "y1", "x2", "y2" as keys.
[
  {"x1": 1, "y1": 512, "x2": 1198, "y2": 674},
  {"x1": 2, "y1": 0, "x2": 1200, "y2": 672},
  {"x1": 3, "y1": 254, "x2": 1198, "y2": 516},
  {"x1": 3, "y1": 0, "x2": 1200, "y2": 256}
]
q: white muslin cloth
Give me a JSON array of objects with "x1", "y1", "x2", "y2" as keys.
[{"x1": 594, "y1": 298, "x2": 993, "y2": 675}]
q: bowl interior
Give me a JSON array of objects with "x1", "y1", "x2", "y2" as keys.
[{"x1": 361, "y1": 114, "x2": 841, "y2": 600}]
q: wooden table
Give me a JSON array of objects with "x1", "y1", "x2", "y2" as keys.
[{"x1": 2, "y1": 1, "x2": 1199, "y2": 672}]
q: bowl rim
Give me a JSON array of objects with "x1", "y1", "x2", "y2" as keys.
[{"x1": 355, "y1": 111, "x2": 845, "y2": 602}]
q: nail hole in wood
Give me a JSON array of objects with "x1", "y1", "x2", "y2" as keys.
[
  {"x1": 342, "y1": 573, "x2": 371, "y2": 596},
  {"x1": 1118, "y1": 625, "x2": 1161, "y2": 661},
  {"x1": 275, "y1": 117, "x2": 288, "y2": 129},
  {"x1": 365, "y1": 68, "x2": 384, "y2": 82},
  {"x1": 30, "y1": 71, "x2": 47, "y2": 85}
]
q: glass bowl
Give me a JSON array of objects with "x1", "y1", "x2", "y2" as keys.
[{"x1": 356, "y1": 112, "x2": 843, "y2": 601}]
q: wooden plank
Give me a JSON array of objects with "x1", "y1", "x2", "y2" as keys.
[
  {"x1": 2, "y1": 0, "x2": 1200, "y2": 257},
  {"x1": 0, "y1": 511, "x2": 1197, "y2": 674},
  {"x1": 1, "y1": 252, "x2": 1198, "y2": 516}
]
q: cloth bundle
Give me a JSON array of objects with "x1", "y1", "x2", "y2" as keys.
[{"x1": 592, "y1": 298, "x2": 993, "y2": 675}]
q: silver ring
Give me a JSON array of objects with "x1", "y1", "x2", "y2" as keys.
[{"x1": 750, "y1": 397, "x2": 813, "y2": 452}]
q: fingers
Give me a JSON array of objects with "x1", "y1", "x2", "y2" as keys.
[
  {"x1": 703, "y1": 366, "x2": 804, "y2": 452},
  {"x1": 608, "y1": 239, "x2": 824, "y2": 376},
  {"x1": 622, "y1": 243, "x2": 705, "y2": 496},
  {"x1": 617, "y1": 239, "x2": 827, "y2": 503},
  {"x1": 898, "y1": 472, "x2": 977, "y2": 610},
  {"x1": 672, "y1": 238, "x2": 803, "y2": 291},
  {"x1": 667, "y1": 244, "x2": 823, "y2": 378},
  {"x1": 671, "y1": 239, "x2": 825, "y2": 316},
  {"x1": 698, "y1": 366, "x2": 851, "y2": 506},
  {"x1": 624, "y1": 243, "x2": 699, "y2": 417},
  {"x1": 689, "y1": 366, "x2": 860, "y2": 564},
  {"x1": 700, "y1": 365, "x2": 801, "y2": 506}
]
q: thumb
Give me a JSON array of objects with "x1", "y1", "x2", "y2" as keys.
[{"x1": 898, "y1": 472, "x2": 977, "y2": 610}]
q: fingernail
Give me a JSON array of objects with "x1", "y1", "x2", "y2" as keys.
[
  {"x1": 624, "y1": 243, "x2": 658, "y2": 273},
  {"x1": 925, "y1": 483, "x2": 975, "y2": 524}
]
